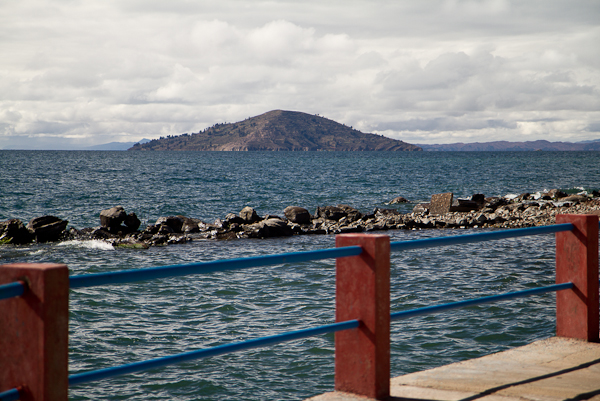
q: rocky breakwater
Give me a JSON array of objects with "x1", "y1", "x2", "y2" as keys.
[{"x1": 1, "y1": 189, "x2": 599, "y2": 249}]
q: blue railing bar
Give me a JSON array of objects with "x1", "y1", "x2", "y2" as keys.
[
  {"x1": 69, "y1": 319, "x2": 360, "y2": 386},
  {"x1": 390, "y1": 223, "x2": 574, "y2": 252},
  {"x1": 391, "y1": 282, "x2": 574, "y2": 321},
  {"x1": 0, "y1": 281, "x2": 25, "y2": 301},
  {"x1": 0, "y1": 388, "x2": 20, "y2": 401},
  {"x1": 69, "y1": 246, "x2": 363, "y2": 289}
]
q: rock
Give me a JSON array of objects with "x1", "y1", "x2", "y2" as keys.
[
  {"x1": 115, "y1": 238, "x2": 150, "y2": 249},
  {"x1": 561, "y1": 195, "x2": 588, "y2": 203},
  {"x1": 26, "y1": 216, "x2": 69, "y2": 243},
  {"x1": 262, "y1": 218, "x2": 293, "y2": 236},
  {"x1": 374, "y1": 208, "x2": 401, "y2": 217},
  {"x1": 429, "y1": 193, "x2": 453, "y2": 215},
  {"x1": 0, "y1": 219, "x2": 33, "y2": 244},
  {"x1": 240, "y1": 206, "x2": 261, "y2": 223},
  {"x1": 242, "y1": 218, "x2": 293, "y2": 238},
  {"x1": 337, "y1": 205, "x2": 363, "y2": 222},
  {"x1": 452, "y1": 198, "x2": 480, "y2": 212},
  {"x1": 284, "y1": 206, "x2": 311, "y2": 224},
  {"x1": 124, "y1": 212, "x2": 141, "y2": 231},
  {"x1": 413, "y1": 203, "x2": 430, "y2": 214},
  {"x1": 223, "y1": 213, "x2": 245, "y2": 226},
  {"x1": 546, "y1": 189, "x2": 567, "y2": 199},
  {"x1": 100, "y1": 206, "x2": 127, "y2": 232},
  {"x1": 316, "y1": 206, "x2": 346, "y2": 221},
  {"x1": 389, "y1": 196, "x2": 409, "y2": 204},
  {"x1": 156, "y1": 216, "x2": 184, "y2": 233},
  {"x1": 177, "y1": 216, "x2": 204, "y2": 233},
  {"x1": 471, "y1": 194, "x2": 485, "y2": 204},
  {"x1": 90, "y1": 227, "x2": 118, "y2": 240}
]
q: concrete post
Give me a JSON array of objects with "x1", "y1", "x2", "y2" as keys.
[
  {"x1": 0, "y1": 263, "x2": 69, "y2": 401},
  {"x1": 555, "y1": 214, "x2": 599, "y2": 342},
  {"x1": 335, "y1": 234, "x2": 390, "y2": 400}
]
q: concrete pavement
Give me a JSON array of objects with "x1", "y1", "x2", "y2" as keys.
[{"x1": 306, "y1": 337, "x2": 600, "y2": 401}]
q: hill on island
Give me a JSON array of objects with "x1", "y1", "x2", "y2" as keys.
[{"x1": 128, "y1": 110, "x2": 421, "y2": 151}]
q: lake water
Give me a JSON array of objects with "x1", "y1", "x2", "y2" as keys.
[{"x1": 1, "y1": 150, "x2": 599, "y2": 400}]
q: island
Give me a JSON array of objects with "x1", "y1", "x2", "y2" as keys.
[{"x1": 128, "y1": 110, "x2": 422, "y2": 151}]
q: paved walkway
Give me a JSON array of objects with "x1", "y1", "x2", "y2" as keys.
[{"x1": 307, "y1": 337, "x2": 600, "y2": 401}]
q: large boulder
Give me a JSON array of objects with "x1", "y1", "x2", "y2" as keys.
[
  {"x1": 336, "y1": 205, "x2": 363, "y2": 222},
  {"x1": 239, "y1": 206, "x2": 261, "y2": 223},
  {"x1": 429, "y1": 193, "x2": 453, "y2": 215},
  {"x1": 284, "y1": 206, "x2": 311, "y2": 224},
  {"x1": 0, "y1": 219, "x2": 33, "y2": 244},
  {"x1": 243, "y1": 218, "x2": 293, "y2": 238},
  {"x1": 100, "y1": 206, "x2": 127, "y2": 232},
  {"x1": 315, "y1": 206, "x2": 346, "y2": 221},
  {"x1": 27, "y1": 216, "x2": 69, "y2": 243},
  {"x1": 155, "y1": 216, "x2": 184, "y2": 233},
  {"x1": 389, "y1": 196, "x2": 409, "y2": 204},
  {"x1": 100, "y1": 206, "x2": 140, "y2": 234},
  {"x1": 124, "y1": 212, "x2": 141, "y2": 232}
]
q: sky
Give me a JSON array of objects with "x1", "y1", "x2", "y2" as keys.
[{"x1": 1, "y1": 0, "x2": 599, "y2": 149}]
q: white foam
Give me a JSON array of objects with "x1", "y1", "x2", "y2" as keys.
[{"x1": 57, "y1": 240, "x2": 115, "y2": 251}]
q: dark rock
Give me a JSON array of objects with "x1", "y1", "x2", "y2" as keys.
[
  {"x1": 224, "y1": 213, "x2": 245, "y2": 226},
  {"x1": 124, "y1": 212, "x2": 141, "y2": 231},
  {"x1": 451, "y1": 198, "x2": 480, "y2": 212},
  {"x1": 242, "y1": 218, "x2": 293, "y2": 238},
  {"x1": 240, "y1": 206, "x2": 261, "y2": 223},
  {"x1": 90, "y1": 227, "x2": 117, "y2": 240},
  {"x1": 156, "y1": 216, "x2": 184, "y2": 233},
  {"x1": 316, "y1": 206, "x2": 346, "y2": 221},
  {"x1": 142, "y1": 224, "x2": 160, "y2": 235},
  {"x1": 484, "y1": 197, "x2": 507, "y2": 210},
  {"x1": 337, "y1": 205, "x2": 363, "y2": 222},
  {"x1": 100, "y1": 206, "x2": 127, "y2": 232},
  {"x1": 177, "y1": 216, "x2": 204, "y2": 233},
  {"x1": 262, "y1": 218, "x2": 293, "y2": 237},
  {"x1": 429, "y1": 193, "x2": 453, "y2": 215},
  {"x1": 472, "y1": 194, "x2": 485, "y2": 204},
  {"x1": 26, "y1": 216, "x2": 69, "y2": 243},
  {"x1": 284, "y1": 206, "x2": 311, "y2": 224},
  {"x1": 389, "y1": 196, "x2": 409, "y2": 204},
  {"x1": 0, "y1": 219, "x2": 33, "y2": 244},
  {"x1": 158, "y1": 224, "x2": 175, "y2": 235}
]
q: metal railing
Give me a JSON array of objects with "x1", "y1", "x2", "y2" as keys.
[{"x1": 1, "y1": 215, "x2": 598, "y2": 401}]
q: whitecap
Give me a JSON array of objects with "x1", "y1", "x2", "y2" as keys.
[{"x1": 57, "y1": 240, "x2": 115, "y2": 251}]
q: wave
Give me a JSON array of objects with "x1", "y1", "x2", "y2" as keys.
[{"x1": 56, "y1": 239, "x2": 115, "y2": 251}]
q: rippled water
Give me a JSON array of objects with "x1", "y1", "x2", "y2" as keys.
[{"x1": 1, "y1": 150, "x2": 598, "y2": 400}]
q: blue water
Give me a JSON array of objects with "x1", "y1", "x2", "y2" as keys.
[{"x1": 1, "y1": 150, "x2": 599, "y2": 400}]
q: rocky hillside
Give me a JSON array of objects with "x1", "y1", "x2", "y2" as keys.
[{"x1": 129, "y1": 110, "x2": 421, "y2": 151}]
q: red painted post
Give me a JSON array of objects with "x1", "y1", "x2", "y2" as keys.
[
  {"x1": 335, "y1": 234, "x2": 390, "y2": 400},
  {"x1": 0, "y1": 264, "x2": 69, "y2": 401},
  {"x1": 555, "y1": 214, "x2": 599, "y2": 342}
]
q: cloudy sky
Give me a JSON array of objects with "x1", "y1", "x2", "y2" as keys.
[{"x1": 1, "y1": 0, "x2": 599, "y2": 149}]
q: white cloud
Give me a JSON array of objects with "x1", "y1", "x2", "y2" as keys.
[{"x1": 0, "y1": 0, "x2": 599, "y2": 148}]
